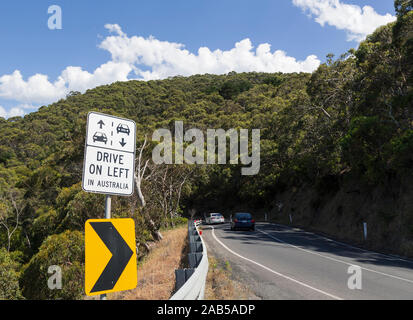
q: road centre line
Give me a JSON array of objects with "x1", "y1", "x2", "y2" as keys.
[{"x1": 257, "y1": 228, "x2": 413, "y2": 285}]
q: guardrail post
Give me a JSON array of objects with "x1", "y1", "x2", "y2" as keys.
[
  {"x1": 175, "y1": 269, "x2": 186, "y2": 292},
  {"x1": 188, "y1": 252, "x2": 203, "y2": 268},
  {"x1": 190, "y1": 241, "x2": 203, "y2": 253},
  {"x1": 189, "y1": 234, "x2": 201, "y2": 243},
  {"x1": 185, "y1": 268, "x2": 195, "y2": 280},
  {"x1": 188, "y1": 253, "x2": 197, "y2": 268}
]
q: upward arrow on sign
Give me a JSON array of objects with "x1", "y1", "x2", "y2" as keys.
[
  {"x1": 89, "y1": 221, "x2": 134, "y2": 293},
  {"x1": 97, "y1": 120, "x2": 105, "y2": 129}
]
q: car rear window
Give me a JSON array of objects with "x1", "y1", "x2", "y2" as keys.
[
  {"x1": 212, "y1": 213, "x2": 222, "y2": 217},
  {"x1": 235, "y1": 213, "x2": 251, "y2": 219}
]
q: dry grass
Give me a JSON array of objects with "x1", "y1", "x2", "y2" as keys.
[
  {"x1": 109, "y1": 225, "x2": 188, "y2": 300},
  {"x1": 205, "y1": 255, "x2": 257, "y2": 300}
]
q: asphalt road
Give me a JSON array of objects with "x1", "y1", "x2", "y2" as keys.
[{"x1": 201, "y1": 222, "x2": 413, "y2": 300}]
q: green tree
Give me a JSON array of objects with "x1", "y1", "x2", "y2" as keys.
[
  {"x1": 218, "y1": 79, "x2": 252, "y2": 100},
  {"x1": 20, "y1": 230, "x2": 84, "y2": 300},
  {"x1": 395, "y1": 0, "x2": 413, "y2": 16},
  {"x1": 0, "y1": 248, "x2": 23, "y2": 300},
  {"x1": 0, "y1": 188, "x2": 24, "y2": 252}
]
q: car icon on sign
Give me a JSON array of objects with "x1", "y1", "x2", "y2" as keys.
[
  {"x1": 93, "y1": 132, "x2": 108, "y2": 144},
  {"x1": 117, "y1": 123, "x2": 130, "y2": 135}
]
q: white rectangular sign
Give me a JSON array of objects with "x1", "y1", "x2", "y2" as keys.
[{"x1": 82, "y1": 112, "x2": 136, "y2": 196}]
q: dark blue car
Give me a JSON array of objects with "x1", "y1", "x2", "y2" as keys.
[{"x1": 231, "y1": 212, "x2": 255, "y2": 231}]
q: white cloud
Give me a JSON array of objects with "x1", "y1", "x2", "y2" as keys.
[
  {"x1": 8, "y1": 107, "x2": 25, "y2": 118},
  {"x1": 0, "y1": 63, "x2": 132, "y2": 106},
  {"x1": 101, "y1": 24, "x2": 321, "y2": 80},
  {"x1": 0, "y1": 106, "x2": 7, "y2": 118},
  {"x1": 0, "y1": 70, "x2": 67, "y2": 104},
  {"x1": 292, "y1": 0, "x2": 396, "y2": 42},
  {"x1": 0, "y1": 105, "x2": 26, "y2": 119},
  {"x1": 0, "y1": 104, "x2": 39, "y2": 119},
  {"x1": 0, "y1": 24, "x2": 321, "y2": 109},
  {"x1": 59, "y1": 61, "x2": 132, "y2": 93}
]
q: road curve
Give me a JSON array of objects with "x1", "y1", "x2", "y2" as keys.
[{"x1": 201, "y1": 222, "x2": 413, "y2": 300}]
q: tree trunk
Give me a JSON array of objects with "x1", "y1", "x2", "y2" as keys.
[{"x1": 148, "y1": 218, "x2": 163, "y2": 241}]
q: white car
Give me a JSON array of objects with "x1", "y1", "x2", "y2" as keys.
[{"x1": 205, "y1": 213, "x2": 225, "y2": 224}]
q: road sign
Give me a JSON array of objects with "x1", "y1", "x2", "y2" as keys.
[
  {"x1": 82, "y1": 112, "x2": 136, "y2": 196},
  {"x1": 85, "y1": 218, "x2": 137, "y2": 296}
]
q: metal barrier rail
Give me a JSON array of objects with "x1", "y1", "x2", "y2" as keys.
[{"x1": 170, "y1": 221, "x2": 208, "y2": 300}]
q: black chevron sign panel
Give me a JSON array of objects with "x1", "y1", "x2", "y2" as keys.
[{"x1": 85, "y1": 219, "x2": 137, "y2": 296}]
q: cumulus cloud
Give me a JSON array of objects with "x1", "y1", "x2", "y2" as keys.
[
  {"x1": 8, "y1": 107, "x2": 25, "y2": 118},
  {"x1": 101, "y1": 24, "x2": 321, "y2": 80},
  {"x1": 0, "y1": 24, "x2": 321, "y2": 111},
  {"x1": 0, "y1": 105, "x2": 26, "y2": 119},
  {"x1": 0, "y1": 106, "x2": 6, "y2": 118},
  {"x1": 292, "y1": 0, "x2": 396, "y2": 42},
  {"x1": 0, "y1": 63, "x2": 131, "y2": 106},
  {"x1": 0, "y1": 103, "x2": 37, "y2": 119},
  {"x1": 59, "y1": 61, "x2": 132, "y2": 93},
  {"x1": 0, "y1": 71, "x2": 66, "y2": 104}
]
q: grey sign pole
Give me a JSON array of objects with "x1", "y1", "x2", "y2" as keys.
[
  {"x1": 100, "y1": 195, "x2": 112, "y2": 300},
  {"x1": 105, "y1": 195, "x2": 112, "y2": 219}
]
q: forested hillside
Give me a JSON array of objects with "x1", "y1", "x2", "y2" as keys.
[{"x1": 0, "y1": 3, "x2": 412, "y2": 299}]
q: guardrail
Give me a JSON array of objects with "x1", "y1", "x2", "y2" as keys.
[{"x1": 170, "y1": 220, "x2": 208, "y2": 300}]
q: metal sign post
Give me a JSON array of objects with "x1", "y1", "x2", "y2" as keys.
[
  {"x1": 105, "y1": 195, "x2": 111, "y2": 219},
  {"x1": 363, "y1": 222, "x2": 367, "y2": 241},
  {"x1": 100, "y1": 195, "x2": 111, "y2": 300}
]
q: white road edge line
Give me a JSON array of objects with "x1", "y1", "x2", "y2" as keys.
[
  {"x1": 211, "y1": 226, "x2": 343, "y2": 300},
  {"x1": 257, "y1": 228, "x2": 413, "y2": 285}
]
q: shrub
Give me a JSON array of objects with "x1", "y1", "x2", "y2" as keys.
[
  {"x1": 0, "y1": 248, "x2": 23, "y2": 300},
  {"x1": 219, "y1": 79, "x2": 252, "y2": 100},
  {"x1": 171, "y1": 216, "x2": 188, "y2": 226},
  {"x1": 20, "y1": 230, "x2": 84, "y2": 300}
]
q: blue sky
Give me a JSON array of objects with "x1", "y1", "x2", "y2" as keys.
[{"x1": 0, "y1": 0, "x2": 396, "y2": 118}]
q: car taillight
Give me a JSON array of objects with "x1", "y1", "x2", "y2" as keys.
[
  {"x1": 234, "y1": 219, "x2": 238, "y2": 222},
  {"x1": 251, "y1": 219, "x2": 255, "y2": 223}
]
